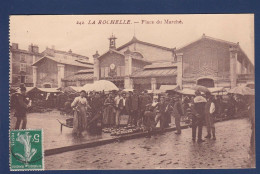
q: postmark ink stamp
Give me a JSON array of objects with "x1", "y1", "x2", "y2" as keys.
[{"x1": 10, "y1": 129, "x2": 44, "y2": 171}]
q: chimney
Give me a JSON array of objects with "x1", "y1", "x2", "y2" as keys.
[
  {"x1": 45, "y1": 46, "x2": 55, "y2": 56},
  {"x1": 28, "y1": 43, "x2": 33, "y2": 52},
  {"x1": 68, "y1": 49, "x2": 72, "y2": 53},
  {"x1": 12, "y1": 43, "x2": 18, "y2": 49},
  {"x1": 33, "y1": 45, "x2": 39, "y2": 53}
]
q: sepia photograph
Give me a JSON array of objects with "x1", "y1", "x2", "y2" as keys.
[{"x1": 9, "y1": 14, "x2": 255, "y2": 170}]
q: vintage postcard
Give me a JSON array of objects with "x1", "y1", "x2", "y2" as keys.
[{"x1": 9, "y1": 14, "x2": 255, "y2": 170}]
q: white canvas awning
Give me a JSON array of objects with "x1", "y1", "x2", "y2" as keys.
[
  {"x1": 159, "y1": 85, "x2": 179, "y2": 91},
  {"x1": 38, "y1": 88, "x2": 60, "y2": 93}
]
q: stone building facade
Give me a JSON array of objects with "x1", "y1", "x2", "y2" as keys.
[
  {"x1": 10, "y1": 43, "x2": 43, "y2": 87},
  {"x1": 92, "y1": 34, "x2": 254, "y2": 91},
  {"x1": 62, "y1": 69, "x2": 94, "y2": 87},
  {"x1": 93, "y1": 35, "x2": 176, "y2": 90},
  {"x1": 176, "y1": 34, "x2": 254, "y2": 89},
  {"x1": 32, "y1": 48, "x2": 93, "y2": 88}
]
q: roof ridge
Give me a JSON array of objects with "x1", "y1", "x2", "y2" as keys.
[
  {"x1": 32, "y1": 55, "x2": 93, "y2": 68},
  {"x1": 177, "y1": 34, "x2": 237, "y2": 51},
  {"x1": 116, "y1": 36, "x2": 174, "y2": 51},
  {"x1": 98, "y1": 49, "x2": 125, "y2": 59},
  {"x1": 203, "y1": 35, "x2": 237, "y2": 46},
  {"x1": 45, "y1": 48, "x2": 89, "y2": 59}
]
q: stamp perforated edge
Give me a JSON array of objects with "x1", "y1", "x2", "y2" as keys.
[
  {"x1": 9, "y1": 16, "x2": 44, "y2": 171},
  {"x1": 9, "y1": 129, "x2": 45, "y2": 171}
]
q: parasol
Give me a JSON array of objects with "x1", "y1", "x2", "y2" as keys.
[
  {"x1": 191, "y1": 85, "x2": 210, "y2": 93},
  {"x1": 82, "y1": 80, "x2": 119, "y2": 92},
  {"x1": 228, "y1": 86, "x2": 255, "y2": 95}
]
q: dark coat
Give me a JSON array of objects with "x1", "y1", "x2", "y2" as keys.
[
  {"x1": 193, "y1": 96, "x2": 206, "y2": 118},
  {"x1": 131, "y1": 94, "x2": 139, "y2": 111},
  {"x1": 173, "y1": 100, "x2": 183, "y2": 117},
  {"x1": 125, "y1": 96, "x2": 132, "y2": 113},
  {"x1": 91, "y1": 96, "x2": 103, "y2": 114},
  {"x1": 140, "y1": 94, "x2": 152, "y2": 111},
  {"x1": 14, "y1": 93, "x2": 29, "y2": 117},
  {"x1": 157, "y1": 102, "x2": 167, "y2": 114}
]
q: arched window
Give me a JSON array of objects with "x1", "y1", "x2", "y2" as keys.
[
  {"x1": 197, "y1": 78, "x2": 214, "y2": 88},
  {"x1": 43, "y1": 83, "x2": 52, "y2": 88}
]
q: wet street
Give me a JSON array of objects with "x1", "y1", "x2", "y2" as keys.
[{"x1": 45, "y1": 118, "x2": 254, "y2": 169}]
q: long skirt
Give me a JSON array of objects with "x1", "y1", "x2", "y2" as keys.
[
  {"x1": 103, "y1": 105, "x2": 115, "y2": 126},
  {"x1": 72, "y1": 105, "x2": 88, "y2": 134},
  {"x1": 144, "y1": 111, "x2": 155, "y2": 131}
]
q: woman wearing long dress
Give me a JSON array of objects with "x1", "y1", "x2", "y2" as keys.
[
  {"x1": 71, "y1": 90, "x2": 90, "y2": 136},
  {"x1": 102, "y1": 94, "x2": 115, "y2": 127}
]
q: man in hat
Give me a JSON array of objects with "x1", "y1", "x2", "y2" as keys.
[
  {"x1": 139, "y1": 90, "x2": 152, "y2": 126},
  {"x1": 204, "y1": 91, "x2": 216, "y2": 140},
  {"x1": 192, "y1": 90, "x2": 207, "y2": 143},
  {"x1": 131, "y1": 90, "x2": 140, "y2": 126},
  {"x1": 173, "y1": 94, "x2": 183, "y2": 134},
  {"x1": 14, "y1": 86, "x2": 31, "y2": 129}
]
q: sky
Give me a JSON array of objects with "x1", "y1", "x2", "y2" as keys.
[{"x1": 10, "y1": 14, "x2": 254, "y2": 64}]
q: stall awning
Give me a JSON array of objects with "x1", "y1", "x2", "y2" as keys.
[
  {"x1": 208, "y1": 87, "x2": 226, "y2": 93},
  {"x1": 63, "y1": 73, "x2": 94, "y2": 81},
  {"x1": 38, "y1": 88, "x2": 60, "y2": 93},
  {"x1": 159, "y1": 85, "x2": 179, "y2": 91},
  {"x1": 131, "y1": 68, "x2": 177, "y2": 78}
]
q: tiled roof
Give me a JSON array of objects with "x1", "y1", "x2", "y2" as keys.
[
  {"x1": 144, "y1": 62, "x2": 177, "y2": 69},
  {"x1": 32, "y1": 56, "x2": 93, "y2": 68},
  {"x1": 64, "y1": 73, "x2": 94, "y2": 81},
  {"x1": 76, "y1": 69, "x2": 94, "y2": 74},
  {"x1": 98, "y1": 49, "x2": 124, "y2": 59},
  {"x1": 43, "y1": 48, "x2": 89, "y2": 60},
  {"x1": 98, "y1": 49, "x2": 151, "y2": 63},
  {"x1": 176, "y1": 34, "x2": 254, "y2": 67},
  {"x1": 117, "y1": 36, "x2": 175, "y2": 52},
  {"x1": 131, "y1": 68, "x2": 177, "y2": 78},
  {"x1": 176, "y1": 34, "x2": 237, "y2": 51}
]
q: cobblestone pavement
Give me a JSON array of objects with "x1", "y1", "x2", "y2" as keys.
[
  {"x1": 10, "y1": 110, "x2": 184, "y2": 150},
  {"x1": 10, "y1": 110, "x2": 112, "y2": 149},
  {"x1": 45, "y1": 118, "x2": 254, "y2": 169}
]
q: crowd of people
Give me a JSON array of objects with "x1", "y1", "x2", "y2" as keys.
[
  {"x1": 67, "y1": 88, "x2": 251, "y2": 141},
  {"x1": 12, "y1": 86, "x2": 254, "y2": 143}
]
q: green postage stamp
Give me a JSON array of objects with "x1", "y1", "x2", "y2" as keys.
[{"x1": 10, "y1": 129, "x2": 44, "y2": 171}]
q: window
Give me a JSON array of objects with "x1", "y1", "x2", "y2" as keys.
[
  {"x1": 20, "y1": 54, "x2": 26, "y2": 62},
  {"x1": 20, "y1": 76, "x2": 25, "y2": 83},
  {"x1": 20, "y1": 63, "x2": 26, "y2": 72},
  {"x1": 43, "y1": 83, "x2": 52, "y2": 88}
]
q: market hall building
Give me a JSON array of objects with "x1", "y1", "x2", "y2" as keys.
[
  {"x1": 65, "y1": 34, "x2": 254, "y2": 90},
  {"x1": 92, "y1": 34, "x2": 178, "y2": 90}
]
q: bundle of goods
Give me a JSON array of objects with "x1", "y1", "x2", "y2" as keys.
[{"x1": 102, "y1": 126, "x2": 142, "y2": 136}]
